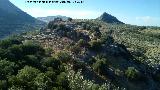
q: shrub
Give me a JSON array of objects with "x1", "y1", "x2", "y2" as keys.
[
  {"x1": 8, "y1": 66, "x2": 41, "y2": 89},
  {"x1": 0, "y1": 39, "x2": 21, "y2": 49},
  {"x1": 89, "y1": 39, "x2": 102, "y2": 51},
  {"x1": 70, "y1": 45, "x2": 81, "y2": 54},
  {"x1": 125, "y1": 67, "x2": 140, "y2": 80},
  {"x1": 42, "y1": 57, "x2": 61, "y2": 70},
  {"x1": 77, "y1": 39, "x2": 90, "y2": 48},
  {"x1": 92, "y1": 60, "x2": 106, "y2": 75},
  {"x1": 0, "y1": 59, "x2": 16, "y2": 79},
  {"x1": 54, "y1": 51, "x2": 71, "y2": 63}
]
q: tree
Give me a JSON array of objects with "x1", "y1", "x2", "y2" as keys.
[
  {"x1": 22, "y1": 43, "x2": 45, "y2": 56},
  {"x1": 23, "y1": 55, "x2": 40, "y2": 68},
  {"x1": 45, "y1": 70, "x2": 56, "y2": 81},
  {"x1": 0, "y1": 59, "x2": 16, "y2": 79},
  {"x1": 56, "y1": 72, "x2": 69, "y2": 89},
  {"x1": 9, "y1": 66, "x2": 41, "y2": 89},
  {"x1": 17, "y1": 66, "x2": 40, "y2": 81},
  {"x1": 7, "y1": 45, "x2": 23, "y2": 60},
  {"x1": 92, "y1": 60, "x2": 106, "y2": 75},
  {"x1": 0, "y1": 48, "x2": 7, "y2": 59},
  {"x1": 34, "y1": 73, "x2": 52, "y2": 90},
  {"x1": 0, "y1": 39, "x2": 21, "y2": 49},
  {"x1": 42, "y1": 57, "x2": 61, "y2": 70}
]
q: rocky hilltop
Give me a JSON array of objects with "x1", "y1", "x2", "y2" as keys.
[{"x1": 97, "y1": 12, "x2": 124, "y2": 24}]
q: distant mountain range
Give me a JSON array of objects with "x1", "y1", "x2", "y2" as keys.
[
  {"x1": 37, "y1": 13, "x2": 124, "y2": 24},
  {"x1": 37, "y1": 15, "x2": 70, "y2": 23},
  {"x1": 97, "y1": 12, "x2": 124, "y2": 24},
  {"x1": 0, "y1": 0, "x2": 45, "y2": 39}
]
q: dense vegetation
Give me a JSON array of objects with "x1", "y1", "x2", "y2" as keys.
[{"x1": 0, "y1": 37, "x2": 122, "y2": 90}]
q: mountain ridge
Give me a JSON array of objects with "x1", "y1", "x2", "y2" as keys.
[
  {"x1": 97, "y1": 12, "x2": 124, "y2": 24},
  {"x1": 37, "y1": 15, "x2": 70, "y2": 23},
  {"x1": 0, "y1": 0, "x2": 45, "y2": 39}
]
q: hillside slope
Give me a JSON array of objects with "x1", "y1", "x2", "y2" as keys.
[
  {"x1": 20, "y1": 19, "x2": 160, "y2": 90},
  {"x1": 0, "y1": 0, "x2": 45, "y2": 39},
  {"x1": 0, "y1": 10, "x2": 160, "y2": 89}
]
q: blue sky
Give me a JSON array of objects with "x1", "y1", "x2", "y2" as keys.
[{"x1": 9, "y1": 0, "x2": 160, "y2": 26}]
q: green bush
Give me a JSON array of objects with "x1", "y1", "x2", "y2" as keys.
[
  {"x1": 8, "y1": 66, "x2": 40, "y2": 89},
  {"x1": 125, "y1": 67, "x2": 140, "y2": 80},
  {"x1": 0, "y1": 59, "x2": 16, "y2": 79},
  {"x1": 22, "y1": 43, "x2": 45, "y2": 56},
  {"x1": 42, "y1": 57, "x2": 61, "y2": 70},
  {"x1": 23, "y1": 55, "x2": 40, "y2": 67},
  {"x1": 89, "y1": 39, "x2": 102, "y2": 51},
  {"x1": 70, "y1": 45, "x2": 81, "y2": 54},
  {"x1": 7, "y1": 45, "x2": 23, "y2": 60},
  {"x1": 0, "y1": 38, "x2": 21, "y2": 49},
  {"x1": 77, "y1": 39, "x2": 89, "y2": 47},
  {"x1": 54, "y1": 51, "x2": 71, "y2": 63},
  {"x1": 34, "y1": 73, "x2": 52, "y2": 90},
  {"x1": 92, "y1": 60, "x2": 106, "y2": 75},
  {"x1": 56, "y1": 72, "x2": 70, "y2": 89}
]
